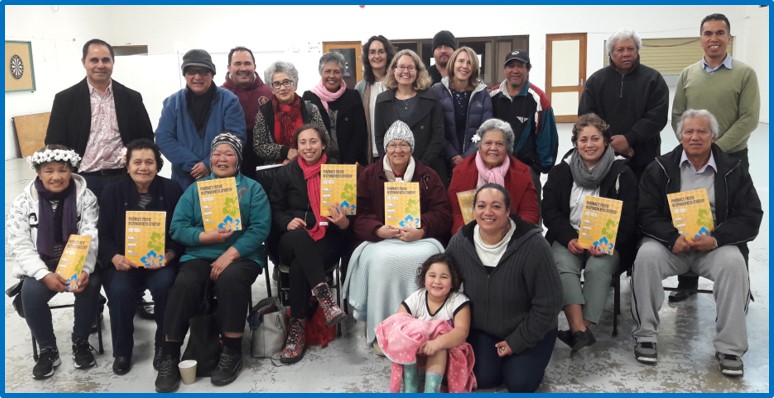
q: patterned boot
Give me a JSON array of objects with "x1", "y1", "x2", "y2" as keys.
[
  {"x1": 311, "y1": 282, "x2": 347, "y2": 327},
  {"x1": 279, "y1": 317, "x2": 306, "y2": 364}
]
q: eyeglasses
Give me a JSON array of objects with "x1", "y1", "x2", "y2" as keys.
[
  {"x1": 386, "y1": 143, "x2": 411, "y2": 151},
  {"x1": 271, "y1": 79, "x2": 295, "y2": 89},
  {"x1": 395, "y1": 65, "x2": 416, "y2": 72},
  {"x1": 184, "y1": 68, "x2": 212, "y2": 77}
]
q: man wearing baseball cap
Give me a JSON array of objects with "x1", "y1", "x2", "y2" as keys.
[
  {"x1": 155, "y1": 49, "x2": 246, "y2": 189},
  {"x1": 490, "y1": 49, "x2": 559, "y2": 208},
  {"x1": 428, "y1": 30, "x2": 458, "y2": 84}
]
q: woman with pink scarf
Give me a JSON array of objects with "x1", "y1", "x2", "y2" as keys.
[
  {"x1": 447, "y1": 118, "x2": 539, "y2": 234},
  {"x1": 303, "y1": 52, "x2": 369, "y2": 166}
]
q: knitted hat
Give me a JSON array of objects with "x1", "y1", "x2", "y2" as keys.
[
  {"x1": 432, "y1": 30, "x2": 458, "y2": 51},
  {"x1": 383, "y1": 120, "x2": 415, "y2": 153},
  {"x1": 181, "y1": 49, "x2": 216, "y2": 75},
  {"x1": 211, "y1": 132, "x2": 243, "y2": 168}
]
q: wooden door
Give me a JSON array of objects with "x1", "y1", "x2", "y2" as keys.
[{"x1": 546, "y1": 33, "x2": 587, "y2": 123}]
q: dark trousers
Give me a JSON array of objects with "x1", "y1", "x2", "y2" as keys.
[
  {"x1": 81, "y1": 173, "x2": 124, "y2": 201},
  {"x1": 163, "y1": 258, "x2": 260, "y2": 341},
  {"x1": 467, "y1": 328, "x2": 557, "y2": 392},
  {"x1": 278, "y1": 229, "x2": 342, "y2": 319},
  {"x1": 21, "y1": 273, "x2": 101, "y2": 350},
  {"x1": 103, "y1": 263, "x2": 177, "y2": 357}
]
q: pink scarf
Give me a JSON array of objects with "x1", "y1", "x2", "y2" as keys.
[
  {"x1": 310, "y1": 79, "x2": 347, "y2": 112},
  {"x1": 474, "y1": 152, "x2": 510, "y2": 188},
  {"x1": 298, "y1": 154, "x2": 328, "y2": 241}
]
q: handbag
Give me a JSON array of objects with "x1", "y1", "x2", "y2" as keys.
[
  {"x1": 249, "y1": 296, "x2": 287, "y2": 358},
  {"x1": 181, "y1": 282, "x2": 221, "y2": 377},
  {"x1": 6, "y1": 280, "x2": 24, "y2": 318}
]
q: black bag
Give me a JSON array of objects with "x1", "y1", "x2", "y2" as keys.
[
  {"x1": 181, "y1": 282, "x2": 221, "y2": 377},
  {"x1": 6, "y1": 280, "x2": 24, "y2": 318}
]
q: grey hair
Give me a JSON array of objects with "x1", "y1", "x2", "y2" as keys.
[
  {"x1": 606, "y1": 27, "x2": 642, "y2": 55},
  {"x1": 264, "y1": 61, "x2": 299, "y2": 85},
  {"x1": 475, "y1": 118, "x2": 515, "y2": 155},
  {"x1": 318, "y1": 52, "x2": 347, "y2": 75},
  {"x1": 677, "y1": 109, "x2": 720, "y2": 140}
]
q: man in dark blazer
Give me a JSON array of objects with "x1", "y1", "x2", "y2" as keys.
[{"x1": 45, "y1": 38, "x2": 154, "y2": 199}]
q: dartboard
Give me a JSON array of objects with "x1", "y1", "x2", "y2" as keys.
[{"x1": 10, "y1": 55, "x2": 24, "y2": 80}]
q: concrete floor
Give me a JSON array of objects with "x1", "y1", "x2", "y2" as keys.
[{"x1": 3, "y1": 123, "x2": 769, "y2": 393}]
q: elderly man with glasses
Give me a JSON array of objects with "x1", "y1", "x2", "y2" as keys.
[{"x1": 155, "y1": 49, "x2": 245, "y2": 189}]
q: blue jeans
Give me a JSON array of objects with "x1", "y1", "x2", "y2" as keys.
[
  {"x1": 467, "y1": 328, "x2": 557, "y2": 392},
  {"x1": 20, "y1": 274, "x2": 101, "y2": 350},
  {"x1": 103, "y1": 263, "x2": 177, "y2": 357}
]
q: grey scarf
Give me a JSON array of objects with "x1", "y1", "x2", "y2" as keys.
[{"x1": 569, "y1": 145, "x2": 615, "y2": 188}]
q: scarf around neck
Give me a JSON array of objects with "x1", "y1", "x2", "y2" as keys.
[
  {"x1": 298, "y1": 154, "x2": 328, "y2": 241},
  {"x1": 475, "y1": 152, "x2": 510, "y2": 188},
  {"x1": 310, "y1": 80, "x2": 347, "y2": 112},
  {"x1": 273, "y1": 94, "x2": 303, "y2": 147},
  {"x1": 185, "y1": 84, "x2": 217, "y2": 133},
  {"x1": 34, "y1": 177, "x2": 78, "y2": 258},
  {"x1": 569, "y1": 145, "x2": 616, "y2": 189},
  {"x1": 383, "y1": 155, "x2": 416, "y2": 183}
]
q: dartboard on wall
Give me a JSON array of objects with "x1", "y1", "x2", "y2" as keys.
[{"x1": 6, "y1": 41, "x2": 36, "y2": 92}]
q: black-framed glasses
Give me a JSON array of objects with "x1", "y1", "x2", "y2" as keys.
[
  {"x1": 271, "y1": 79, "x2": 295, "y2": 89},
  {"x1": 184, "y1": 67, "x2": 211, "y2": 77}
]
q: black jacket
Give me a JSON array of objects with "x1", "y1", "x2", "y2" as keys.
[
  {"x1": 97, "y1": 174, "x2": 184, "y2": 269},
  {"x1": 45, "y1": 78, "x2": 154, "y2": 161},
  {"x1": 578, "y1": 59, "x2": 669, "y2": 177},
  {"x1": 373, "y1": 89, "x2": 447, "y2": 183},
  {"x1": 542, "y1": 154, "x2": 638, "y2": 269},
  {"x1": 302, "y1": 89, "x2": 369, "y2": 166},
  {"x1": 638, "y1": 144, "x2": 762, "y2": 255}
]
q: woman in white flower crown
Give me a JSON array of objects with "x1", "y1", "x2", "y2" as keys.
[{"x1": 6, "y1": 144, "x2": 100, "y2": 380}]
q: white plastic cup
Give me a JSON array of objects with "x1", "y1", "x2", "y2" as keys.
[{"x1": 178, "y1": 359, "x2": 197, "y2": 385}]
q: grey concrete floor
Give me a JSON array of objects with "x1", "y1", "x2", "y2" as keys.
[{"x1": 3, "y1": 123, "x2": 769, "y2": 393}]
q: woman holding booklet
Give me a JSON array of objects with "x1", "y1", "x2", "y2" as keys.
[
  {"x1": 447, "y1": 118, "x2": 539, "y2": 234},
  {"x1": 98, "y1": 139, "x2": 183, "y2": 376},
  {"x1": 154, "y1": 132, "x2": 270, "y2": 392},
  {"x1": 6, "y1": 144, "x2": 100, "y2": 379},
  {"x1": 343, "y1": 120, "x2": 451, "y2": 355},
  {"x1": 269, "y1": 124, "x2": 350, "y2": 364},
  {"x1": 542, "y1": 113, "x2": 637, "y2": 352}
]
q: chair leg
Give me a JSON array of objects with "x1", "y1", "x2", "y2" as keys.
[
  {"x1": 264, "y1": 266, "x2": 272, "y2": 299},
  {"x1": 612, "y1": 273, "x2": 620, "y2": 337},
  {"x1": 97, "y1": 309, "x2": 104, "y2": 354}
]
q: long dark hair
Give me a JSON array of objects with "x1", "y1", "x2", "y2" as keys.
[
  {"x1": 416, "y1": 253, "x2": 463, "y2": 292},
  {"x1": 362, "y1": 35, "x2": 396, "y2": 84}
]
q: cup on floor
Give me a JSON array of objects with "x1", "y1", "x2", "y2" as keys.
[{"x1": 178, "y1": 360, "x2": 197, "y2": 384}]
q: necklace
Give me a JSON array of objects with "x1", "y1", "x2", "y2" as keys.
[{"x1": 400, "y1": 99, "x2": 409, "y2": 110}]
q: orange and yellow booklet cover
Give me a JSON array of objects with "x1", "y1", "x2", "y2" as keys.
[
  {"x1": 384, "y1": 182, "x2": 420, "y2": 228},
  {"x1": 125, "y1": 211, "x2": 166, "y2": 268},
  {"x1": 667, "y1": 188, "x2": 714, "y2": 241},
  {"x1": 55, "y1": 234, "x2": 92, "y2": 291},
  {"x1": 320, "y1": 164, "x2": 357, "y2": 216},
  {"x1": 456, "y1": 189, "x2": 476, "y2": 226},
  {"x1": 577, "y1": 196, "x2": 623, "y2": 255},
  {"x1": 197, "y1": 177, "x2": 242, "y2": 232}
]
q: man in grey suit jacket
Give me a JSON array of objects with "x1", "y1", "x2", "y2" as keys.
[{"x1": 45, "y1": 38, "x2": 154, "y2": 199}]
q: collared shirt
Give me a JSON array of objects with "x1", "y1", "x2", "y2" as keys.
[
  {"x1": 79, "y1": 80, "x2": 125, "y2": 172},
  {"x1": 701, "y1": 53, "x2": 733, "y2": 74},
  {"x1": 679, "y1": 149, "x2": 717, "y2": 221}
]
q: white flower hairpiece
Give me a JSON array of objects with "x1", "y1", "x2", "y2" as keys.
[
  {"x1": 471, "y1": 134, "x2": 481, "y2": 144},
  {"x1": 27, "y1": 148, "x2": 81, "y2": 169}
]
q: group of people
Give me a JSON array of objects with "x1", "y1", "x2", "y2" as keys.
[{"x1": 6, "y1": 12, "x2": 762, "y2": 393}]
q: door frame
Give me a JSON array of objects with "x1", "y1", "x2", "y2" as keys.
[{"x1": 545, "y1": 33, "x2": 587, "y2": 123}]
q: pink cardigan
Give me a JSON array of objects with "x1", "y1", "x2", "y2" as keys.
[{"x1": 375, "y1": 312, "x2": 477, "y2": 393}]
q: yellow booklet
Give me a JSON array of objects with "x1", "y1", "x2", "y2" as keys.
[
  {"x1": 456, "y1": 189, "x2": 476, "y2": 226},
  {"x1": 577, "y1": 196, "x2": 623, "y2": 255},
  {"x1": 197, "y1": 177, "x2": 242, "y2": 232},
  {"x1": 125, "y1": 211, "x2": 166, "y2": 268},
  {"x1": 384, "y1": 182, "x2": 421, "y2": 228},
  {"x1": 320, "y1": 164, "x2": 357, "y2": 216},
  {"x1": 667, "y1": 188, "x2": 714, "y2": 241},
  {"x1": 55, "y1": 234, "x2": 92, "y2": 291}
]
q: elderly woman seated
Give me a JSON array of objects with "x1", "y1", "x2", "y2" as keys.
[
  {"x1": 6, "y1": 145, "x2": 100, "y2": 379},
  {"x1": 448, "y1": 118, "x2": 539, "y2": 234},
  {"x1": 343, "y1": 120, "x2": 451, "y2": 355},
  {"x1": 154, "y1": 132, "x2": 270, "y2": 392},
  {"x1": 98, "y1": 139, "x2": 183, "y2": 375}
]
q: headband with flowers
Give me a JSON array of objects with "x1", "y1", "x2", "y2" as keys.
[{"x1": 27, "y1": 147, "x2": 82, "y2": 169}]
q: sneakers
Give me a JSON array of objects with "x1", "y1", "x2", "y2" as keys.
[
  {"x1": 634, "y1": 342, "x2": 658, "y2": 364},
  {"x1": 211, "y1": 346, "x2": 243, "y2": 386},
  {"x1": 154, "y1": 354, "x2": 181, "y2": 393},
  {"x1": 279, "y1": 317, "x2": 306, "y2": 364},
  {"x1": 32, "y1": 347, "x2": 61, "y2": 379},
  {"x1": 716, "y1": 352, "x2": 744, "y2": 377},
  {"x1": 311, "y1": 282, "x2": 347, "y2": 327},
  {"x1": 72, "y1": 339, "x2": 96, "y2": 369}
]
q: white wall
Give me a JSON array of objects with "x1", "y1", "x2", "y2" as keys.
[{"x1": 5, "y1": 5, "x2": 768, "y2": 159}]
